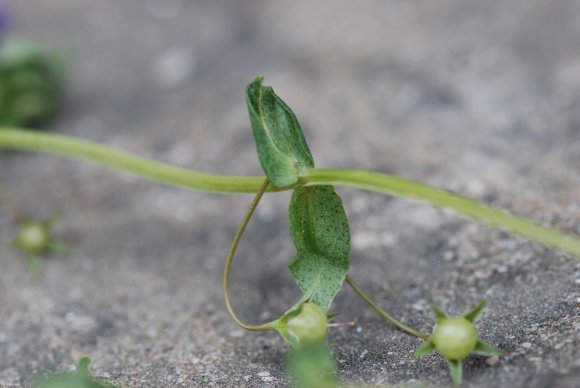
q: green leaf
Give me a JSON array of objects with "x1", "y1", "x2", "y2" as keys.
[
  {"x1": 414, "y1": 340, "x2": 435, "y2": 357},
  {"x1": 286, "y1": 344, "x2": 339, "y2": 388},
  {"x1": 448, "y1": 359, "x2": 463, "y2": 387},
  {"x1": 288, "y1": 186, "x2": 351, "y2": 311},
  {"x1": 463, "y1": 298, "x2": 487, "y2": 322},
  {"x1": 474, "y1": 340, "x2": 503, "y2": 356},
  {"x1": 245, "y1": 76, "x2": 314, "y2": 187}
]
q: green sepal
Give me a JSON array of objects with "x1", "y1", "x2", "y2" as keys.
[
  {"x1": 326, "y1": 312, "x2": 339, "y2": 322},
  {"x1": 76, "y1": 356, "x2": 92, "y2": 375},
  {"x1": 448, "y1": 359, "x2": 463, "y2": 387},
  {"x1": 463, "y1": 298, "x2": 487, "y2": 322},
  {"x1": 245, "y1": 76, "x2": 314, "y2": 187},
  {"x1": 275, "y1": 302, "x2": 306, "y2": 349},
  {"x1": 48, "y1": 242, "x2": 69, "y2": 256},
  {"x1": 473, "y1": 340, "x2": 503, "y2": 356},
  {"x1": 288, "y1": 186, "x2": 351, "y2": 311},
  {"x1": 414, "y1": 340, "x2": 435, "y2": 357},
  {"x1": 275, "y1": 300, "x2": 328, "y2": 349},
  {"x1": 432, "y1": 305, "x2": 448, "y2": 322}
]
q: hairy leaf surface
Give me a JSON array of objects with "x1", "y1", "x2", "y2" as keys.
[
  {"x1": 288, "y1": 185, "x2": 351, "y2": 310},
  {"x1": 246, "y1": 76, "x2": 314, "y2": 186}
]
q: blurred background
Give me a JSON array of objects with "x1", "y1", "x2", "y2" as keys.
[{"x1": 1, "y1": 1, "x2": 579, "y2": 387}]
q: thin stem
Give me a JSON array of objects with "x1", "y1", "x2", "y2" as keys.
[
  {"x1": 2, "y1": 129, "x2": 580, "y2": 258},
  {"x1": 223, "y1": 178, "x2": 278, "y2": 331},
  {"x1": 303, "y1": 168, "x2": 580, "y2": 259},
  {"x1": 0, "y1": 129, "x2": 288, "y2": 194},
  {"x1": 345, "y1": 275, "x2": 429, "y2": 340}
]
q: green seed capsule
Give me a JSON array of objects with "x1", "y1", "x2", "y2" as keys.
[
  {"x1": 432, "y1": 317, "x2": 478, "y2": 360},
  {"x1": 284, "y1": 302, "x2": 328, "y2": 347},
  {"x1": 14, "y1": 221, "x2": 49, "y2": 254}
]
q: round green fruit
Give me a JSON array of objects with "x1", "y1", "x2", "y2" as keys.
[
  {"x1": 284, "y1": 303, "x2": 328, "y2": 347},
  {"x1": 432, "y1": 317, "x2": 478, "y2": 360},
  {"x1": 15, "y1": 222, "x2": 49, "y2": 254}
]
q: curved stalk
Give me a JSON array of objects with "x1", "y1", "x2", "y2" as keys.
[
  {"x1": 303, "y1": 168, "x2": 580, "y2": 258},
  {"x1": 0, "y1": 128, "x2": 285, "y2": 194},
  {"x1": 345, "y1": 275, "x2": 429, "y2": 340},
  {"x1": 2, "y1": 129, "x2": 580, "y2": 258},
  {"x1": 223, "y1": 178, "x2": 278, "y2": 331}
]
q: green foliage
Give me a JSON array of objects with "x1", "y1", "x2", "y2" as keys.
[
  {"x1": 246, "y1": 76, "x2": 351, "y2": 310},
  {"x1": 33, "y1": 356, "x2": 116, "y2": 388},
  {"x1": 287, "y1": 344, "x2": 338, "y2": 388},
  {"x1": 245, "y1": 76, "x2": 314, "y2": 187},
  {"x1": 288, "y1": 185, "x2": 351, "y2": 311},
  {"x1": 0, "y1": 38, "x2": 63, "y2": 128}
]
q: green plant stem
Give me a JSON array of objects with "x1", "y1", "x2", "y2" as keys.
[
  {"x1": 303, "y1": 168, "x2": 580, "y2": 258},
  {"x1": 345, "y1": 275, "x2": 429, "y2": 340},
  {"x1": 2, "y1": 129, "x2": 580, "y2": 258},
  {"x1": 0, "y1": 128, "x2": 283, "y2": 194},
  {"x1": 223, "y1": 178, "x2": 278, "y2": 331}
]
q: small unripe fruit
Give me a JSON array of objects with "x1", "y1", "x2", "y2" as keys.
[
  {"x1": 284, "y1": 302, "x2": 328, "y2": 347},
  {"x1": 432, "y1": 317, "x2": 478, "y2": 360},
  {"x1": 15, "y1": 222, "x2": 49, "y2": 254}
]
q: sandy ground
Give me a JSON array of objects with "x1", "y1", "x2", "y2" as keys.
[{"x1": 1, "y1": 1, "x2": 579, "y2": 387}]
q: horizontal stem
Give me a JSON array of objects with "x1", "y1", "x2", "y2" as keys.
[
  {"x1": 2, "y1": 129, "x2": 579, "y2": 258},
  {"x1": 302, "y1": 168, "x2": 580, "y2": 258},
  {"x1": 0, "y1": 128, "x2": 286, "y2": 194}
]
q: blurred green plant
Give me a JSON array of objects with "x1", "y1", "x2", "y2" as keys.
[
  {"x1": 12, "y1": 217, "x2": 68, "y2": 272},
  {"x1": 287, "y1": 344, "x2": 339, "y2": 388},
  {"x1": 33, "y1": 356, "x2": 117, "y2": 388},
  {"x1": 0, "y1": 38, "x2": 64, "y2": 128}
]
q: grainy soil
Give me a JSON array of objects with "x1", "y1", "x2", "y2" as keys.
[{"x1": 0, "y1": 1, "x2": 579, "y2": 387}]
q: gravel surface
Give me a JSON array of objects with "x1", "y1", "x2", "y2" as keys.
[{"x1": 1, "y1": 1, "x2": 579, "y2": 387}]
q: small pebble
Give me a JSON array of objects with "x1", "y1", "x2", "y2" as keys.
[
  {"x1": 230, "y1": 330, "x2": 244, "y2": 338},
  {"x1": 486, "y1": 356, "x2": 499, "y2": 366},
  {"x1": 521, "y1": 342, "x2": 533, "y2": 349}
]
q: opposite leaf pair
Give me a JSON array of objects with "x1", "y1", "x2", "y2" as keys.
[{"x1": 246, "y1": 76, "x2": 351, "y2": 315}]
